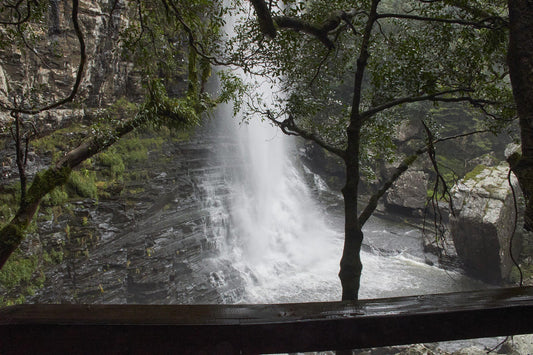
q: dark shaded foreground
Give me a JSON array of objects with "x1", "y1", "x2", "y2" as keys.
[{"x1": 1, "y1": 287, "x2": 532, "y2": 354}]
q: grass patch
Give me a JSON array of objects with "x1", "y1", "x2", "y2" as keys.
[
  {"x1": 66, "y1": 169, "x2": 98, "y2": 199},
  {"x1": 42, "y1": 186, "x2": 69, "y2": 206},
  {"x1": 463, "y1": 164, "x2": 488, "y2": 183},
  {"x1": 31, "y1": 123, "x2": 88, "y2": 158},
  {"x1": 0, "y1": 252, "x2": 39, "y2": 289},
  {"x1": 97, "y1": 150, "x2": 125, "y2": 181}
]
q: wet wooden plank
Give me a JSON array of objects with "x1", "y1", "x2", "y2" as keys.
[{"x1": 1, "y1": 287, "x2": 532, "y2": 354}]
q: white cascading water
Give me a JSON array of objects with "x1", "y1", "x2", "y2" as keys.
[{"x1": 220, "y1": 105, "x2": 344, "y2": 303}]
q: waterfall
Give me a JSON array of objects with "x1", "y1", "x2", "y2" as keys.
[
  {"x1": 205, "y1": 106, "x2": 490, "y2": 303},
  {"x1": 207, "y1": 99, "x2": 343, "y2": 303}
]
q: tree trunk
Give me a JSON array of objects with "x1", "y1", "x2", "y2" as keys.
[
  {"x1": 338, "y1": 186, "x2": 364, "y2": 301},
  {"x1": 507, "y1": 0, "x2": 533, "y2": 231},
  {"x1": 338, "y1": 124, "x2": 363, "y2": 301},
  {"x1": 0, "y1": 166, "x2": 71, "y2": 268},
  {"x1": 0, "y1": 121, "x2": 137, "y2": 269}
]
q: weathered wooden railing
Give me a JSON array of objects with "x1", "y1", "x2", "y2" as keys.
[{"x1": 1, "y1": 287, "x2": 532, "y2": 354}]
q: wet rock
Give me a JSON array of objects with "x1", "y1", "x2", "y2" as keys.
[
  {"x1": 394, "y1": 120, "x2": 422, "y2": 144},
  {"x1": 449, "y1": 163, "x2": 522, "y2": 283},
  {"x1": 468, "y1": 152, "x2": 498, "y2": 168},
  {"x1": 385, "y1": 170, "x2": 429, "y2": 216},
  {"x1": 30, "y1": 129, "x2": 247, "y2": 305},
  {"x1": 503, "y1": 334, "x2": 533, "y2": 355},
  {"x1": 299, "y1": 141, "x2": 345, "y2": 190}
]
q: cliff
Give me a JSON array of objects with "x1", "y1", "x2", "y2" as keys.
[{"x1": 0, "y1": 0, "x2": 143, "y2": 127}]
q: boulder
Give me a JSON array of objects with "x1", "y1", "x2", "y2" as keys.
[
  {"x1": 449, "y1": 163, "x2": 522, "y2": 283},
  {"x1": 385, "y1": 170, "x2": 429, "y2": 215}
]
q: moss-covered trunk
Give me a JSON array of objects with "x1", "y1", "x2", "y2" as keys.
[
  {"x1": 507, "y1": 0, "x2": 533, "y2": 231},
  {"x1": 0, "y1": 166, "x2": 72, "y2": 269},
  {"x1": 0, "y1": 120, "x2": 138, "y2": 270}
]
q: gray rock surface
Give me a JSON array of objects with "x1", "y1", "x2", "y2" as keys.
[
  {"x1": 0, "y1": 0, "x2": 143, "y2": 125},
  {"x1": 386, "y1": 170, "x2": 429, "y2": 215},
  {"x1": 449, "y1": 163, "x2": 522, "y2": 283},
  {"x1": 29, "y1": 128, "x2": 248, "y2": 305}
]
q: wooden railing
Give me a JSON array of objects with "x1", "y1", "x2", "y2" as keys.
[{"x1": 1, "y1": 287, "x2": 532, "y2": 354}]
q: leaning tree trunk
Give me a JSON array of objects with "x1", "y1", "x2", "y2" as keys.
[
  {"x1": 0, "y1": 166, "x2": 72, "y2": 268},
  {"x1": 0, "y1": 119, "x2": 139, "y2": 269},
  {"x1": 507, "y1": 0, "x2": 533, "y2": 231}
]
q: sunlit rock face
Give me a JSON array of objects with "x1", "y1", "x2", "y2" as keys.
[{"x1": 450, "y1": 163, "x2": 522, "y2": 283}]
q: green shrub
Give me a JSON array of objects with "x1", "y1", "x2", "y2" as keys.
[
  {"x1": 67, "y1": 169, "x2": 97, "y2": 198},
  {"x1": 42, "y1": 186, "x2": 69, "y2": 206},
  {"x1": 97, "y1": 150, "x2": 125, "y2": 180},
  {"x1": 0, "y1": 253, "x2": 39, "y2": 289}
]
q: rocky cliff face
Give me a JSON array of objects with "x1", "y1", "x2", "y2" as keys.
[
  {"x1": 0, "y1": 0, "x2": 143, "y2": 126},
  {"x1": 449, "y1": 163, "x2": 522, "y2": 283}
]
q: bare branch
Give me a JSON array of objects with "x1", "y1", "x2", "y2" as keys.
[
  {"x1": 433, "y1": 129, "x2": 492, "y2": 144},
  {"x1": 358, "y1": 126, "x2": 491, "y2": 227},
  {"x1": 308, "y1": 49, "x2": 332, "y2": 88},
  {"x1": 422, "y1": 121, "x2": 455, "y2": 217},
  {"x1": 358, "y1": 149, "x2": 425, "y2": 226},
  {"x1": 163, "y1": 0, "x2": 233, "y2": 66},
  {"x1": 0, "y1": 0, "x2": 33, "y2": 26},
  {"x1": 16, "y1": 18, "x2": 52, "y2": 69}
]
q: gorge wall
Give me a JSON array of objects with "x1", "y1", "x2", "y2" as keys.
[{"x1": 0, "y1": 0, "x2": 143, "y2": 127}]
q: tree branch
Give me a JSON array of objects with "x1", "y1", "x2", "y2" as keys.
[
  {"x1": 358, "y1": 124, "x2": 492, "y2": 227},
  {"x1": 0, "y1": 116, "x2": 136, "y2": 269},
  {"x1": 266, "y1": 111, "x2": 346, "y2": 158},
  {"x1": 273, "y1": 15, "x2": 338, "y2": 49},
  {"x1": 163, "y1": 0, "x2": 233, "y2": 66},
  {"x1": 376, "y1": 13, "x2": 508, "y2": 29},
  {"x1": 249, "y1": 0, "x2": 276, "y2": 38},
  {"x1": 422, "y1": 121, "x2": 455, "y2": 216},
  {"x1": 0, "y1": 0, "x2": 34, "y2": 25},
  {"x1": 360, "y1": 89, "x2": 481, "y2": 121},
  {"x1": 0, "y1": 86, "x2": 198, "y2": 269},
  {"x1": 358, "y1": 149, "x2": 426, "y2": 226}
]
